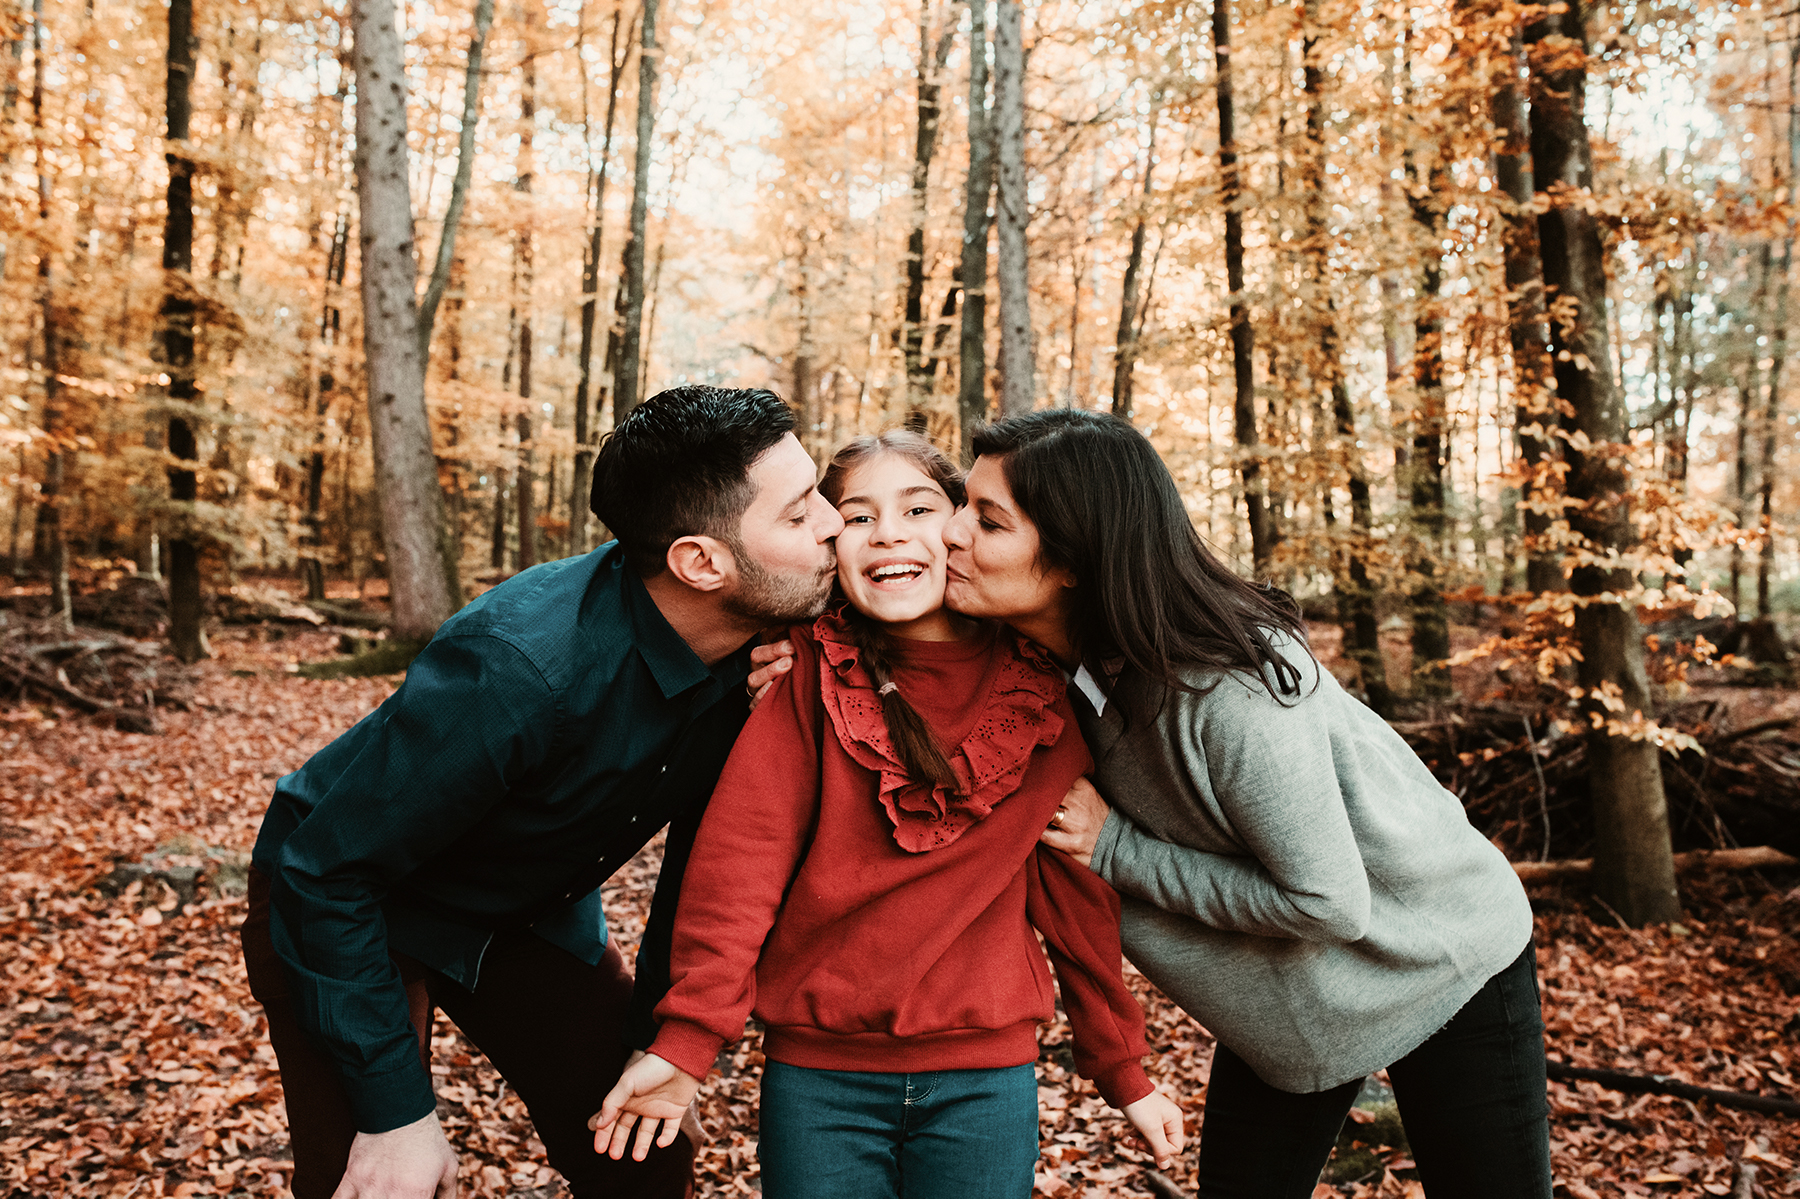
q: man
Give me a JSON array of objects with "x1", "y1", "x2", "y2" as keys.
[{"x1": 241, "y1": 387, "x2": 843, "y2": 1199}]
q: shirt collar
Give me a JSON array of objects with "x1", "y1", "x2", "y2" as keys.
[
  {"x1": 618, "y1": 555, "x2": 720, "y2": 699},
  {"x1": 1070, "y1": 663, "x2": 1110, "y2": 717}
]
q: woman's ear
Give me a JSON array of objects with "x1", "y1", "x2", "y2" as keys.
[{"x1": 666, "y1": 535, "x2": 732, "y2": 593}]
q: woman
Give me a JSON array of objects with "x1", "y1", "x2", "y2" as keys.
[
  {"x1": 939, "y1": 409, "x2": 1548, "y2": 1199},
  {"x1": 592, "y1": 431, "x2": 1183, "y2": 1199}
]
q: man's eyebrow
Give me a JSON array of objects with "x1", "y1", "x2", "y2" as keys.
[{"x1": 784, "y1": 484, "x2": 815, "y2": 511}]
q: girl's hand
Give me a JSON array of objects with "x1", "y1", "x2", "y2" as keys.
[
  {"x1": 589, "y1": 1052, "x2": 703, "y2": 1161},
  {"x1": 1039, "y1": 777, "x2": 1111, "y2": 870},
  {"x1": 1120, "y1": 1087, "x2": 1186, "y2": 1171}
]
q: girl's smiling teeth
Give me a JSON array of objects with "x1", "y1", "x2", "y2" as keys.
[{"x1": 868, "y1": 560, "x2": 926, "y2": 584}]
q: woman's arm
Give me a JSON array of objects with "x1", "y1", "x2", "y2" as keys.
[{"x1": 1047, "y1": 679, "x2": 1373, "y2": 943}]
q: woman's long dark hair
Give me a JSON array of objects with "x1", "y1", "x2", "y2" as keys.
[
  {"x1": 972, "y1": 410, "x2": 1308, "y2": 699},
  {"x1": 819, "y1": 432, "x2": 969, "y2": 788}
]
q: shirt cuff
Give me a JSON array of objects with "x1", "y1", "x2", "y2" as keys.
[
  {"x1": 1090, "y1": 806, "x2": 1128, "y2": 884},
  {"x1": 649, "y1": 1019, "x2": 729, "y2": 1084},
  {"x1": 346, "y1": 1059, "x2": 439, "y2": 1134}
]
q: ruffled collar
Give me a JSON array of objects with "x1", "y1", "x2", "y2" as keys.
[{"x1": 812, "y1": 607, "x2": 1067, "y2": 853}]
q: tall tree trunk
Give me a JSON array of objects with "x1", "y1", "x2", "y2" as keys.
[
  {"x1": 417, "y1": 0, "x2": 495, "y2": 357},
  {"x1": 994, "y1": 0, "x2": 1032, "y2": 414},
  {"x1": 1112, "y1": 90, "x2": 1161, "y2": 422},
  {"x1": 904, "y1": 5, "x2": 956, "y2": 423},
  {"x1": 350, "y1": 0, "x2": 460, "y2": 641},
  {"x1": 161, "y1": 0, "x2": 202, "y2": 656},
  {"x1": 957, "y1": 0, "x2": 993, "y2": 464},
  {"x1": 1217, "y1": 0, "x2": 1272, "y2": 574},
  {"x1": 29, "y1": 0, "x2": 67, "y2": 625},
  {"x1": 1495, "y1": 13, "x2": 1559, "y2": 595},
  {"x1": 1732, "y1": 249, "x2": 1765, "y2": 616},
  {"x1": 1531, "y1": 0, "x2": 1679, "y2": 926},
  {"x1": 513, "y1": 14, "x2": 538, "y2": 570},
  {"x1": 614, "y1": 0, "x2": 658, "y2": 420},
  {"x1": 571, "y1": 1, "x2": 628, "y2": 551},
  {"x1": 1760, "y1": 40, "x2": 1797, "y2": 619},
  {"x1": 303, "y1": 210, "x2": 351, "y2": 601},
  {"x1": 1406, "y1": 144, "x2": 1451, "y2": 699},
  {"x1": 1303, "y1": 0, "x2": 1388, "y2": 712}
]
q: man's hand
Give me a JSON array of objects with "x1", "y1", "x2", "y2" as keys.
[
  {"x1": 1120, "y1": 1087, "x2": 1186, "y2": 1171},
  {"x1": 589, "y1": 1052, "x2": 703, "y2": 1162},
  {"x1": 330, "y1": 1111, "x2": 458, "y2": 1199},
  {"x1": 1039, "y1": 776, "x2": 1110, "y2": 870},
  {"x1": 746, "y1": 638, "x2": 797, "y2": 710}
]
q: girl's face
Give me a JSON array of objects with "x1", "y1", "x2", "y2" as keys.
[
  {"x1": 942, "y1": 455, "x2": 1077, "y2": 659},
  {"x1": 833, "y1": 454, "x2": 962, "y2": 641}
]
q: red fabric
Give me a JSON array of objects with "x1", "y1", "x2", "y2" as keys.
[{"x1": 650, "y1": 618, "x2": 1154, "y2": 1109}]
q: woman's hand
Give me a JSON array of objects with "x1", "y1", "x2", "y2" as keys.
[
  {"x1": 589, "y1": 1052, "x2": 703, "y2": 1161},
  {"x1": 746, "y1": 639, "x2": 797, "y2": 710},
  {"x1": 1120, "y1": 1087, "x2": 1186, "y2": 1171},
  {"x1": 1039, "y1": 777, "x2": 1111, "y2": 870}
]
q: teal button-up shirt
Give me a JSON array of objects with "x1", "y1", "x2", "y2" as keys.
[{"x1": 251, "y1": 544, "x2": 755, "y2": 1132}]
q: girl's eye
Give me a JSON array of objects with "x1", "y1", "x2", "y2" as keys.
[
  {"x1": 906, "y1": 506, "x2": 936, "y2": 517},
  {"x1": 843, "y1": 514, "x2": 873, "y2": 525}
]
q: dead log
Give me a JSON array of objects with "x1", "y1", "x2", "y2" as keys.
[
  {"x1": 1515, "y1": 846, "x2": 1797, "y2": 883},
  {"x1": 1547, "y1": 1061, "x2": 1800, "y2": 1118}
]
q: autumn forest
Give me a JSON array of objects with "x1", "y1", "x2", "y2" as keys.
[{"x1": 3, "y1": 0, "x2": 1800, "y2": 1194}]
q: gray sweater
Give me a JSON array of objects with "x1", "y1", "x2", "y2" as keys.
[{"x1": 1078, "y1": 634, "x2": 1533, "y2": 1094}]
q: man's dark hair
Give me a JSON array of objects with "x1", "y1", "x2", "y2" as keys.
[{"x1": 592, "y1": 386, "x2": 797, "y2": 576}]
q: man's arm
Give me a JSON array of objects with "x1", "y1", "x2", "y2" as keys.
[{"x1": 270, "y1": 633, "x2": 558, "y2": 1132}]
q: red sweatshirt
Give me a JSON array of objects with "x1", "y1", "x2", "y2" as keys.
[{"x1": 649, "y1": 612, "x2": 1154, "y2": 1108}]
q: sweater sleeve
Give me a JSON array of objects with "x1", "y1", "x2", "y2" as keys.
[
  {"x1": 1026, "y1": 845, "x2": 1153, "y2": 1109},
  {"x1": 1090, "y1": 659, "x2": 1372, "y2": 945},
  {"x1": 648, "y1": 636, "x2": 823, "y2": 1081}
]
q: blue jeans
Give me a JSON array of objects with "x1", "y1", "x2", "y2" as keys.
[
  {"x1": 758, "y1": 1060, "x2": 1040, "y2": 1199},
  {"x1": 1194, "y1": 942, "x2": 1552, "y2": 1199}
]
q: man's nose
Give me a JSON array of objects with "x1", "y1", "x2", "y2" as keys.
[{"x1": 816, "y1": 497, "x2": 845, "y2": 540}]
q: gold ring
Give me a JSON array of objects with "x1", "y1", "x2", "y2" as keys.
[{"x1": 1052, "y1": 809, "x2": 1066, "y2": 828}]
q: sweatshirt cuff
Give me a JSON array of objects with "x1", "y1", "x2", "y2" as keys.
[
  {"x1": 648, "y1": 1019, "x2": 729, "y2": 1083},
  {"x1": 1090, "y1": 1060, "x2": 1154, "y2": 1110},
  {"x1": 1090, "y1": 807, "x2": 1129, "y2": 884},
  {"x1": 346, "y1": 1058, "x2": 439, "y2": 1134}
]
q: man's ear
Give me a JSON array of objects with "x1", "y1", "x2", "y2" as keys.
[{"x1": 665, "y1": 535, "x2": 734, "y2": 593}]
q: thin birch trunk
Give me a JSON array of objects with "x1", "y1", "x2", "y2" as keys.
[
  {"x1": 904, "y1": 4, "x2": 956, "y2": 423},
  {"x1": 956, "y1": 0, "x2": 993, "y2": 463},
  {"x1": 350, "y1": 0, "x2": 459, "y2": 640},
  {"x1": 614, "y1": 0, "x2": 658, "y2": 420},
  {"x1": 417, "y1": 0, "x2": 495, "y2": 358},
  {"x1": 1111, "y1": 89, "x2": 1160, "y2": 422},
  {"x1": 994, "y1": 0, "x2": 1032, "y2": 414}
]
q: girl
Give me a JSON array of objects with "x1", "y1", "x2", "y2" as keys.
[
  {"x1": 592, "y1": 431, "x2": 1183, "y2": 1199},
  {"x1": 938, "y1": 409, "x2": 1549, "y2": 1199}
]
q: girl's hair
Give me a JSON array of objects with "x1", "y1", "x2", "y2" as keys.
[
  {"x1": 819, "y1": 432, "x2": 967, "y2": 789},
  {"x1": 971, "y1": 410, "x2": 1308, "y2": 699}
]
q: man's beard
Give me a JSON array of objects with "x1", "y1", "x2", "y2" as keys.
[{"x1": 722, "y1": 540, "x2": 838, "y2": 626}]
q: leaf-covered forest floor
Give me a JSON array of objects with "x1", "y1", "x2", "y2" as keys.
[{"x1": 3, "y1": 619, "x2": 1799, "y2": 1198}]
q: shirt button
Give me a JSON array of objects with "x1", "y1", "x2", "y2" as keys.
[
  {"x1": 660, "y1": 765, "x2": 667, "y2": 773},
  {"x1": 629, "y1": 815, "x2": 639, "y2": 825}
]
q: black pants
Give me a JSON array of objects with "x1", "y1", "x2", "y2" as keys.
[
  {"x1": 1194, "y1": 943, "x2": 1551, "y2": 1199},
  {"x1": 241, "y1": 869, "x2": 694, "y2": 1199}
]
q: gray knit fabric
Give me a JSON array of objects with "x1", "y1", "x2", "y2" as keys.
[{"x1": 1081, "y1": 633, "x2": 1533, "y2": 1094}]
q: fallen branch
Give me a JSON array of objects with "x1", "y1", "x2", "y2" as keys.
[
  {"x1": 1714, "y1": 715, "x2": 1800, "y2": 748},
  {"x1": 1515, "y1": 846, "x2": 1798, "y2": 883},
  {"x1": 1547, "y1": 1061, "x2": 1800, "y2": 1118},
  {"x1": 1143, "y1": 1170, "x2": 1186, "y2": 1199}
]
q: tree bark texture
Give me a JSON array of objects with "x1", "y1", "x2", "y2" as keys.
[
  {"x1": 1406, "y1": 145, "x2": 1451, "y2": 700},
  {"x1": 1530, "y1": 0, "x2": 1680, "y2": 926},
  {"x1": 513, "y1": 15, "x2": 538, "y2": 570},
  {"x1": 957, "y1": 0, "x2": 993, "y2": 464},
  {"x1": 994, "y1": 0, "x2": 1033, "y2": 414},
  {"x1": 1111, "y1": 91, "x2": 1160, "y2": 423},
  {"x1": 417, "y1": 0, "x2": 494, "y2": 359},
  {"x1": 1302, "y1": 1, "x2": 1387, "y2": 713},
  {"x1": 571, "y1": 3, "x2": 627, "y2": 550},
  {"x1": 351, "y1": 0, "x2": 459, "y2": 641},
  {"x1": 904, "y1": 3, "x2": 955, "y2": 423},
  {"x1": 1216, "y1": 0, "x2": 1273, "y2": 575},
  {"x1": 1494, "y1": 15, "x2": 1560, "y2": 595},
  {"x1": 615, "y1": 0, "x2": 658, "y2": 420},
  {"x1": 161, "y1": 0, "x2": 203, "y2": 658}
]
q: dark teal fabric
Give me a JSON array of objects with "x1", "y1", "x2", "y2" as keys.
[{"x1": 252, "y1": 544, "x2": 754, "y2": 1133}]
